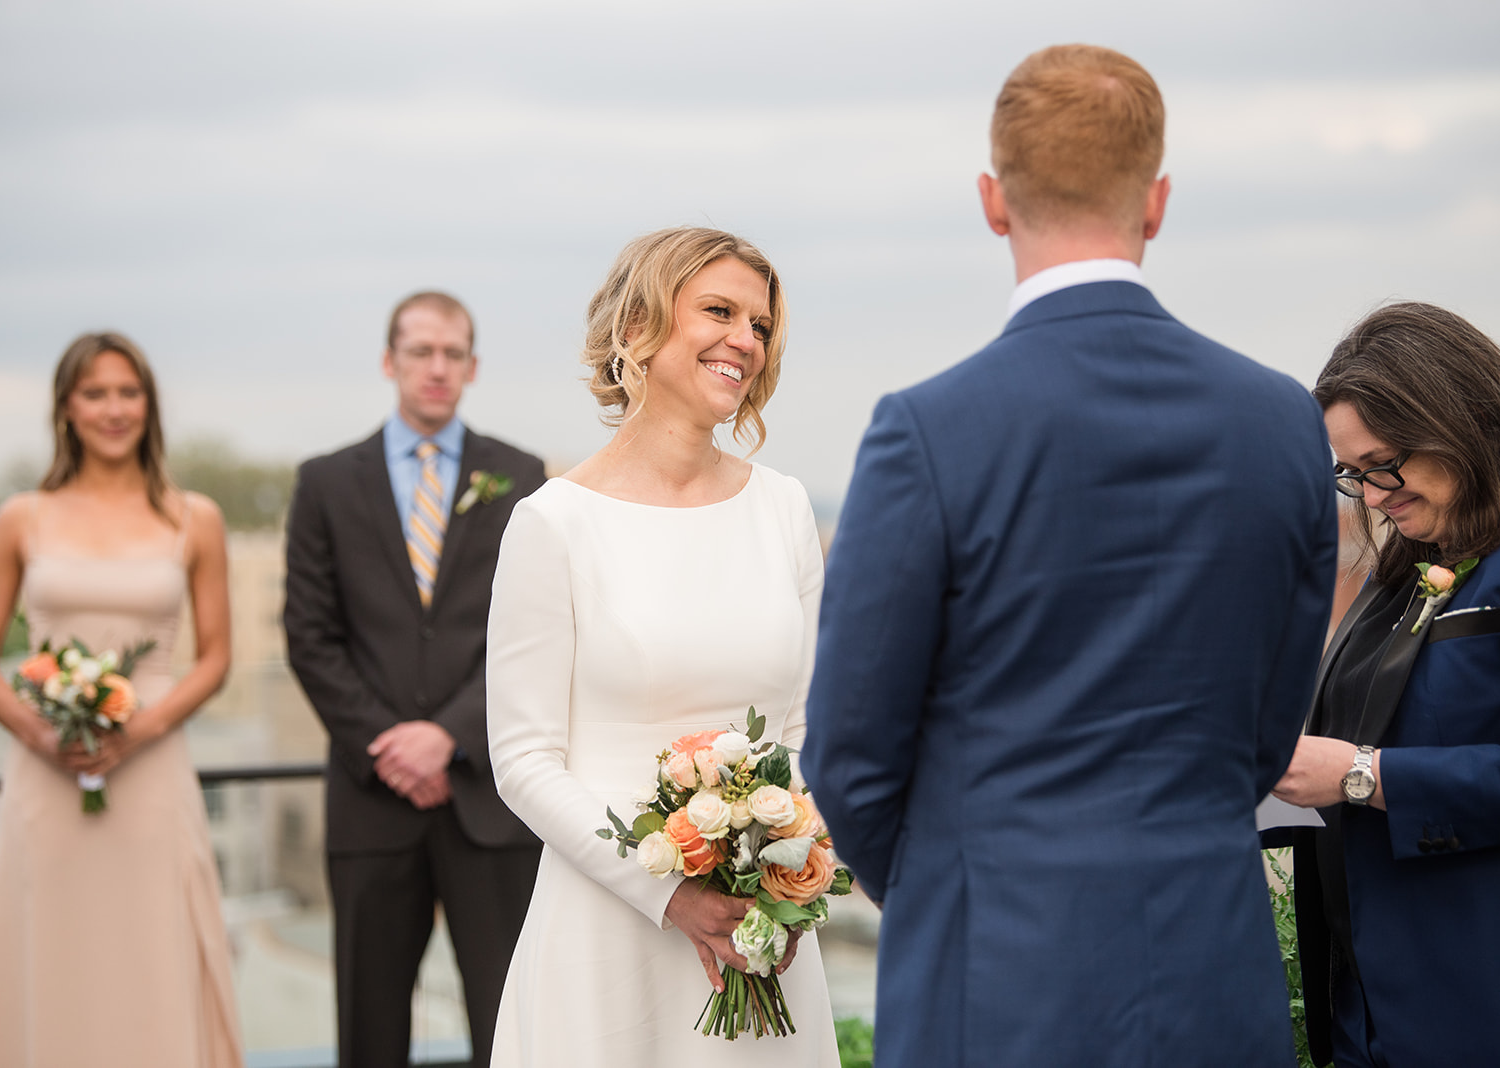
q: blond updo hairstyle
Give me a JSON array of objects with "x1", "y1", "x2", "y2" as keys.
[{"x1": 583, "y1": 226, "x2": 787, "y2": 454}]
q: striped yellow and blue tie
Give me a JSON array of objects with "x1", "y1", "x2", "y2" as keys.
[{"x1": 407, "y1": 441, "x2": 446, "y2": 607}]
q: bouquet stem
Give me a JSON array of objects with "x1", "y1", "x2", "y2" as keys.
[
  {"x1": 78, "y1": 772, "x2": 108, "y2": 814},
  {"x1": 697, "y1": 964, "x2": 796, "y2": 1039}
]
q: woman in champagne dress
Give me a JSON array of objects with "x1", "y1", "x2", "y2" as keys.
[
  {"x1": 486, "y1": 228, "x2": 839, "y2": 1066},
  {"x1": 0, "y1": 332, "x2": 243, "y2": 1067}
]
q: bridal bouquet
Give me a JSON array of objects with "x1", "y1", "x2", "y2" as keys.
[
  {"x1": 598, "y1": 707, "x2": 852, "y2": 1040},
  {"x1": 11, "y1": 637, "x2": 156, "y2": 813}
]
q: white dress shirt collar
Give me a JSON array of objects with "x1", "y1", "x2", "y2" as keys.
[{"x1": 1006, "y1": 259, "x2": 1148, "y2": 321}]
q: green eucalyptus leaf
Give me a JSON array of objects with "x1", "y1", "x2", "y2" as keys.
[
  {"x1": 606, "y1": 806, "x2": 629, "y2": 835},
  {"x1": 745, "y1": 705, "x2": 765, "y2": 743},
  {"x1": 595, "y1": 827, "x2": 615, "y2": 840},
  {"x1": 829, "y1": 868, "x2": 854, "y2": 896},
  {"x1": 617, "y1": 842, "x2": 629, "y2": 859},
  {"x1": 632, "y1": 811, "x2": 666, "y2": 839}
]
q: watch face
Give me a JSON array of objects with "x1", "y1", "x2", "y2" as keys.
[{"x1": 1342, "y1": 768, "x2": 1377, "y2": 801}]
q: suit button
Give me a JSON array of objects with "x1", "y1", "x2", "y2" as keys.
[
  {"x1": 419, "y1": 626, "x2": 435, "y2": 641},
  {"x1": 1448, "y1": 835, "x2": 1462, "y2": 851},
  {"x1": 415, "y1": 692, "x2": 429, "y2": 710}
]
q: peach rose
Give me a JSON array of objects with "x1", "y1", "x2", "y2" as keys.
[
  {"x1": 662, "y1": 751, "x2": 698, "y2": 790},
  {"x1": 671, "y1": 728, "x2": 725, "y2": 755},
  {"x1": 663, "y1": 808, "x2": 728, "y2": 878},
  {"x1": 96, "y1": 674, "x2": 137, "y2": 723},
  {"x1": 1425, "y1": 565, "x2": 1456, "y2": 591},
  {"x1": 760, "y1": 841, "x2": 837, "y2": 906},
  {"x1": 693, "y1": 748, "x2": 725, "y2": 786},
  {"x1": 17, "y1": 652, "x2": 58, "y2": 686},
  {"x1": 768, "y1": 792, "x2": 823, "y2": 840}
]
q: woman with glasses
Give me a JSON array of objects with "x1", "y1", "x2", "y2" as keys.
[{"x1": 1272, "y1": 302, "x2": 1500, "y2": 1067}]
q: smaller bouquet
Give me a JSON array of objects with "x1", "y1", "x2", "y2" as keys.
[
  {"x1": 1412, "y1": 558, "x2": 1479, "y2": 634},
  {"x1": 598, "y1": 707, "x2": 852, "y2": 1041},
  {"x1": 11, "y1": 637, "x2": 156, "y2": 813}
]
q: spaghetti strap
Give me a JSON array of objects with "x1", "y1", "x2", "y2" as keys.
[{"x1": 173, "y1": 494, "x2": 193, "y2": 562}]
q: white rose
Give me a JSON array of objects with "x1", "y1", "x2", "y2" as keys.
[
  {"x1": 636, "y1": 832, "x2": 682, "y2": 878},
  {"x1": 97, "y1": 650, "x2": 119, "y2": 674},
  {"x1": 686, "y1": 791, "x2": 733, "y2": 840},
  {"x1": 60, "y1": 648, "x2": 81, "y2": 669},
  {"x1": 729, "y1": 798, "x2": 754, "y2": 830},
  {"x1": 747, "y1": 785, "x2": 797, "y2": 828},
  {"x1": 74, "y1": 658, "x2": 102, "y2": 684},
  {"x1": 632, "y1": 783, "x2": 660, "y2": 810},
  {"x1": 711, "y1": 731, "x2": 752, "y2": 769},
  {"x1": 42, "y1": 675, "x2": 65, "y2": 701}
]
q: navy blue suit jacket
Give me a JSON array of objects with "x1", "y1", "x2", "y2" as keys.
[
  {"x1": 803, "y1": 282, "x2": 1338, "y2": 1067},
  {"x1": 1295, "y1": 551, "x2": 1500, "y2": 1065}
]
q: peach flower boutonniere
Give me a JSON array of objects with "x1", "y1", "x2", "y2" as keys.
[
  {"x1": 1412, "y1": 558, "x2": 1479, "y2": 635},
  {"x1": 454, "y1": 470, "x2": 514, "y2": 515}
]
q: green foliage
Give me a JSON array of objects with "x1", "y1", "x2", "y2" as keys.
[
  {"x1": 755, "y1": 745, "x2": 792, "y2": 790},
  {"x1": 745, "y1": 705, "x2": 766, "y2": 743},
  {"x1": 170, "y1": 438, "x2": 295, "y2": 531},
  {"x1": 631, "y1": 811, "x2": 665, "y2": 839},
  {"x1": 2, "y1": 610, "x2": 28, "y2": 658},
  {"x1": 1265, "y1": 849, "x2": 1315, "y2": 1068},
  {"x1": 835, "y1": 1017, "x2": 874, "y2": 1068}
]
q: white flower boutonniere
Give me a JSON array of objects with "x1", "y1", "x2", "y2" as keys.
[
  {"x1": 1411, "y1": 558, "x2": 1479, "y2": 635},
  {"x1": 454, "y1": 470, "x2": 514, "y2": 515}
]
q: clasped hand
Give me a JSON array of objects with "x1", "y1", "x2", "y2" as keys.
[
  {"x1": 369, "y1": 720, "x2": 455, "y2": 809},
  {"x1": 665, "y1": 879, "x2": 802, "y2": 991},
  {"x1": 47, "y1": 717, "x2": 158, "y2": 778}
]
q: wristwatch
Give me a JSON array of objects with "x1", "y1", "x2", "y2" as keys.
[{"x1": 1341, "y1": 745, "x2": 1377, "y2": 805}]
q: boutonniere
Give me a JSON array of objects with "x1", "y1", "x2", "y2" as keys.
[
  {"x1": 1411, "y1": 558, "x2": 1479, "y2": 634},
  {"x1": 455, "y1": 470, "x2": 514, "y2": 515}
]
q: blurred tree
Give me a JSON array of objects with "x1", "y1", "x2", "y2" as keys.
[
  {"x1": 3, "y1": 611, "x2": 28, "y2": 658},
  {"x1": 1, "y1": 459, "x2": 42, "y2": 500},
  {"x1": 0, "y1": 442, "x2": 292, "y2": 531},
  {"x1": 169, "y1": 439, "x2": 296, "y2": 531}
]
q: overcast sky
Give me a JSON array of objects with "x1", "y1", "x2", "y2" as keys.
[{"x1": 2, "y1": 0, "x2": 1497, "y2": 513}]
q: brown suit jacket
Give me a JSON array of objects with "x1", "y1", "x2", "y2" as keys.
[{"x1": 284, "y1": 425, "x2": 545, "y2": 853}]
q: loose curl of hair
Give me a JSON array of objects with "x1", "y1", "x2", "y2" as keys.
[
  {"x1": 42, "y1": 332, "x2": 177, "y2": 523},
  {"x1": 581, "y1": 227, "x2": 787, "y2": 454},
  {"x1": 1314, "y1": 301, "x2": 1500, "y2": 585}
]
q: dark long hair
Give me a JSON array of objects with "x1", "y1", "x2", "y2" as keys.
[
  {"x1": 42, "y1": 332, "x2": 176, "y2": 522},
  {"x1": 1314, "y1": 302, "x2": 1500, "y2": 585}
]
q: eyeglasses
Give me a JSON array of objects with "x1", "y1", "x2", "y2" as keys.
[
  {"x1": 1334, "y1": 452, "x2": 1409, "y2": 499},
  {"x1": 393, "y1": 345, "x2": 471, "y2": 363}
]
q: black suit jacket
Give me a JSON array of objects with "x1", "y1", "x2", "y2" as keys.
[{"x1": 284, "y1": 426, "x2": 546, "y2": 853}]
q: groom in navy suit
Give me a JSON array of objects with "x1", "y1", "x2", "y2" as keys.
[{"x1": 803, "y1": 45, "x2": 1338, "y2": 1066}]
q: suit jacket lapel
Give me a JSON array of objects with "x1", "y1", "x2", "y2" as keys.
[
  {"x1": 1304, "y1": 578, "x2": 1381, "y2": 734},
  {"x1": 353, "y1": 431, "x2": 423, "y2": 614},
  {"x1": 1352, "y1": 577, "x2": 1429, "y2": 746},
  {"x1": 428, "y1": 427, "x2": 485, "y2": 610}
]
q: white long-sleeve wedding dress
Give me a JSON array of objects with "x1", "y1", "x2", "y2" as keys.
[{"x1": 485, "y1": 465, "x2": 839, "y2": 1067}]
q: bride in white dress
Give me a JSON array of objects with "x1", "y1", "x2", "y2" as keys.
[{"x1": 485, "y1": 228, "x2": 839, "y2": 1066}]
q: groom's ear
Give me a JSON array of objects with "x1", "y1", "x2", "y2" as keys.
[{"x1": 978, "y1": 173, "x2": 1012, "y2": 237}]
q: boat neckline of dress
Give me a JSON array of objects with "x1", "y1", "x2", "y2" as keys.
[{"x1": 552, "y1": 463, "x2": 760, "y2": 510}]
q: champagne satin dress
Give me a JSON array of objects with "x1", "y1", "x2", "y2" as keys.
[{"x1": 0, "y1": 493, "x2": 243, "y2": 1067}]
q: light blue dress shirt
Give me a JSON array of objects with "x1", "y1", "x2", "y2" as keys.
[{"x1": 383, "y1": 415, "x2": 465, "y2": 537}]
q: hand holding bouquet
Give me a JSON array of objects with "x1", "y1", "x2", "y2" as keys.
[
  {"x1": 598, "y1": 707, "x2": 852, "y2": 1040},
  {"x1": 11, "y1": 637, "x2": 156, "y2": 813}
]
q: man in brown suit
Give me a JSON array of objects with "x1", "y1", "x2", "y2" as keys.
[{"x1": 284, "y1": 291, "x2": 544, "y2": 1068}]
